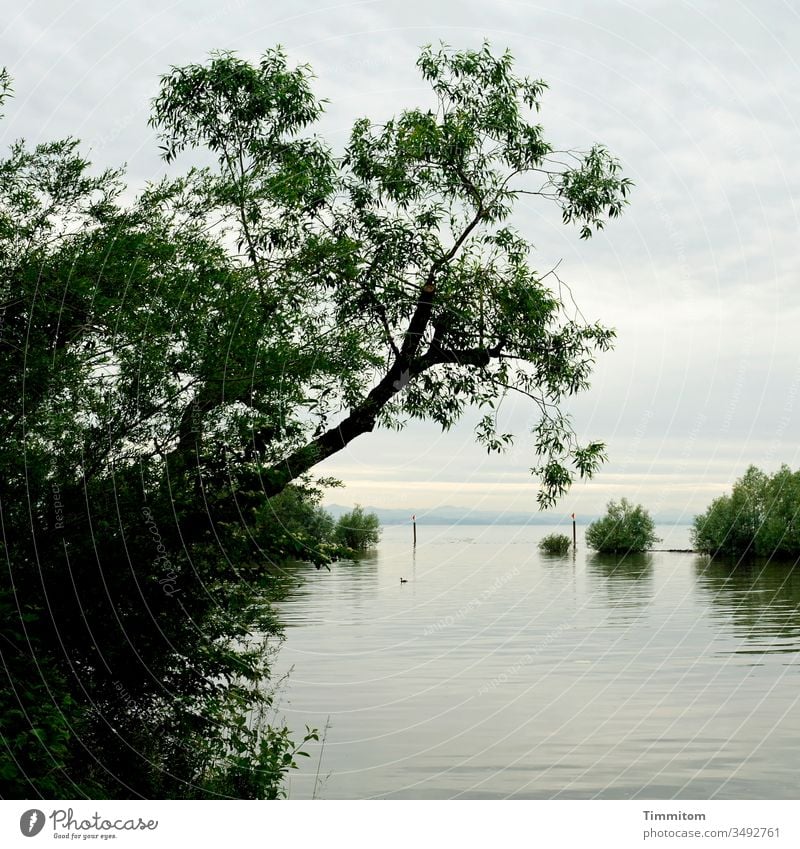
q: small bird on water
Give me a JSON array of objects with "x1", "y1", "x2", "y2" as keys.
[{"x1": 400, "y1": 577, "x2": 408, "y2": 584}]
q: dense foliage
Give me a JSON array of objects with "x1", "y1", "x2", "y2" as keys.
[
  {"x1": 0, "y1": 72, "x2": 328, "y2": 797},
  {"x1": 1, "y1": 42, "x2": 630, "y2": 798},
  {"x1": 538, "y1": 533, "x2": 572, "y2": 554},
  {"x1": 149, "y1": 42, "x2": 630, "y2": 509},
  {"x1": 692, "y1": 465, "x2": 800, "y2": 558},
  {"x1": 585, "y1": 499, "x2": 660, "y2": 553},
  {"x1": 334, "y1": 507, "x2": 381, "y2": 552}
]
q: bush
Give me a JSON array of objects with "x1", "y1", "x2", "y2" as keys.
[
  {"x1": 538, "y1": 533, "x2": 572, "y2": 554},
  {"x1": 692, "y1": 464, "x2": 800, "y2": 557},
  {"x1": 0, "y1": 468, "x2": 321, "y2": 799},
  {"x1": 585, "y1": 498, "x2": 660, "y2": 553},
  {"x1": 334, "y1": 506, "x2": 381, "y2": 552},
  {"x1": 256, "y1": 485, "x2": 338, "y2": 566}
]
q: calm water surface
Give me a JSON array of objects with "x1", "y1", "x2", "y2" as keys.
[{"x1": 273, "y1": 524, "x2": 800, "y2": 799}]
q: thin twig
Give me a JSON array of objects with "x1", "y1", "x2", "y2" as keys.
[{"x1": 312, "y1": 715, "x2": 332, "y2": 800}]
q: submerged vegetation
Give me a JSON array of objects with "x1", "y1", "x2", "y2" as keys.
[
  {"x1": 585, "y1": 499, "x2": 660, "y2": 554},
  {"x1": 1, "y1": 41, "x2": 630, "y2": 798},
  {"x1": 692, "y1": 465, "x2": 800, "y2": 558},
  {"x1": 538, "y1": 533, "x2": 573, "y2": 554}
]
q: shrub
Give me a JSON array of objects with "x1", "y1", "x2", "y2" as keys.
[
  {"x1": 692, "y1": 464, "x2": 800, "y2": 557},
  {"x1": 256, "y1": 485, "x2": 338, "y2": 565},
  {"x1": 585, "y1": 498, "x2": 660, "y2": 553},
  {"x1": 538, "y1": 533, "x2": 572, "y2": 554},
  {"x1": 334, "y1": 506, "x2": 381, "y2": 552}
]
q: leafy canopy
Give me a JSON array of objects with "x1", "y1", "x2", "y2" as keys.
[
  {"x1": 148, "y1": 42, "x2": 632, "y2": 508},
  {"x1": 585, "y1": 499, "x2": 660, "y2": 553},
  {"x1": 692, "y1": 464, "x2": 800, "y2": 558}
]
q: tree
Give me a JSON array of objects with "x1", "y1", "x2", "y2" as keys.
[
  {"x1": 585, "y1": 499, "x2": 660, "y2": 553},
  {"x1": 149, "y1": 43, "x2": 632, "y2": 511}
]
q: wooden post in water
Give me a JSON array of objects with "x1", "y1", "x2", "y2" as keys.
[
  {"x1": 412, "y1": 514, "x2": 417, "y2": 546},
  {"x1": 572, "y1": 513, "x2": 577, "y2": 551}
]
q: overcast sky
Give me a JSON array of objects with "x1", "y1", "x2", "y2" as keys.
[{"x1": 3, "y1": 0, "x2": 799, "y2": 520}]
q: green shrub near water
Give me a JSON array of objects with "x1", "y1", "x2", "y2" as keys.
[
  {"x1": 538, "y1": 533, "x2": 572, "y2": 554},
  {"x1": 692, "y1": 464, "x2": 800, "y2": 557},
  {"x1": 334, "y1": 506, "x2": 381, "y2": 552},
  {"x1": 585, "y1": 498, "x2": 660, "y2": 553}
]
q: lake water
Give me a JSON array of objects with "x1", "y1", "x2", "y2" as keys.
[{"x1": 273, "y1": 524, "x2": 800, "y2": 799}]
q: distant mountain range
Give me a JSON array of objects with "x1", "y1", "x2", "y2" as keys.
[
  {"x1": 325, "y1": 503, "x2": 587, "y2": 525},
  {"x1": 324, "y1": 504, "x2": 692, "y2": 526}
]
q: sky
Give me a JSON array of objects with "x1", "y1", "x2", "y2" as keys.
[{"x1": 3, "y1": 0, "x2": 799, "y2": 520}]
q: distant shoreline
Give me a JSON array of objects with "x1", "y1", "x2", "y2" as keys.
[
  {"x1": 325, "y1": 504, "x2": 694, "y2": 527},
  {"x1": 367, "y1": 519, "x2": 695, "y2": 527}
]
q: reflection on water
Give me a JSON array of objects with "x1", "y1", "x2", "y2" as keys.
[
  {"x1": 587, "y1": 551, "x2": 654, "y2": 582},
  {"x1": 586, "y1": 553, "x2": 653, "y2": 619},
  {"x1": 694, "y1": 555, "x2": 800, "y2": 652},
  {"x1": 273, "y1": 525, "x2": 800, "y2": 799}
]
